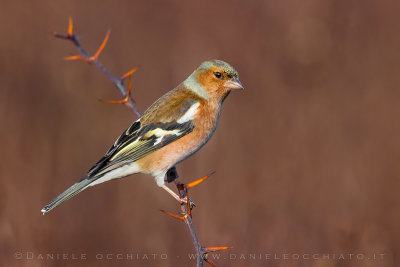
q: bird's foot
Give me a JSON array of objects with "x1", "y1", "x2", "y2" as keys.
[
  {"x1": 160, "y1": 184, "x2": 196, "y2": 209},
  {"x1": 160, "y1": 190, "x2": 194, "y2": 221},
  {"x1": 161, "y1": 172, "x2": 215, "y2": 220},
  {"x1": 179, "y1": 196, "x2": 196, "y2": 209}
]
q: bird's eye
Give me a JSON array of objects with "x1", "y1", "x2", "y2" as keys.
[{"x1": 214, "y1": 72, "x2": 223, "y2": 79}]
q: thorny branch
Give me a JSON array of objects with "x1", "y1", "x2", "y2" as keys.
[
  {"x1": 54, "y1": 17, "x2": 229, "y2": 266},
  {"x1": 163, "y1": 173, "x2": 230, "y2": 267},
  {"x1": 54, "y1": 17, "x2": 141, "y2": 117}
]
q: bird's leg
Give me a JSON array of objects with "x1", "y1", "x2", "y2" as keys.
[
  {"x1": 162, "y1": 171, "x2": 214, "y2": 208},
  {"x1": 164, "y1": 167, "x2": 192, "y2": 204},
  {"x1": 160, "y1": 167, "x2": 187, "y2": 203},
  {"x1": 161, "y1": 185, "x2": 187, "y2": 203},
  {"x1": 160, "y1": 184, "x2": 197, "y2": 208}
]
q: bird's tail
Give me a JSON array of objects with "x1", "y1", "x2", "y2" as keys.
[{"x1": 41, "y1": 176, "x2": 93, "y2": 215}]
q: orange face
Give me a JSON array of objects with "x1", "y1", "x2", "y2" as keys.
[{"x1": 195, "y1": 60, "x2": 244, "y2": 101}]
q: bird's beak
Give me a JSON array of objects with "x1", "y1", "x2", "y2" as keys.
[{"x1": 224, "y1": 78, "x2": 244, "y2": 90}]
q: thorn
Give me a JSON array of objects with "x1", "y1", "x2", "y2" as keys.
[
  {"x1": 93, "y1": 30, "x2": 111, "y2": 60},
  {"x1": 99, "y1": 98, "x2": 129, "y2": 104},
  {"x1": 203, "y1": 246, "x2": 231, "y2": 266},
  {"x1": 67, "y1": 30, "x2": 110, "y2": 63},
  {"x1": 99, "y1": 99, "x2": 126, "y2": 104},
  {"x1": 204, "y1": 246, "x2": 231, "y2": 252},
  {"x1": 64, "y1": 54, "x2": 86, "y2": 61},
  {"x1": 186, "y1": 171, "x2": 216, "y2": 189},
  {"x1": 160, "y1": 209, "x2": 185, "y2": 221},
  {"x1": 204, "y1": 257, "x2": 217, "y2": 267},
  {"x1": 121, "y1": 67, "x2": 138, "y2": 81},
  {"x1": 160, "y1": 191, "x2": 191, "y2": 221},
  {"x1": 99, "y1": 75, "x2": 132, "y2": 104},
  {"x1": 67, "y1": 16, "x2": 73, "y2": 36}
]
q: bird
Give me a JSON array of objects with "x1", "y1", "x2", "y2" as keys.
[{"x1": 41, "y1": 60, "x2": 243, "y2": 215}]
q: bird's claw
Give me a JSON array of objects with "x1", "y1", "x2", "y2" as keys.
[
  {"x1": 180, "y1": 196, "x2": 196, "y2": 209},
  {"x1": 161, "y1": 172, "x2": 215, "y2": 220}
]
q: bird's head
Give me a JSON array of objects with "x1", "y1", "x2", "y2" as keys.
[{"x1": 184, "y1": 60, "x2": 244, "y2": 101}]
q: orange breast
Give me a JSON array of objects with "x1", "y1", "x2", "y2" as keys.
[{"x1": 136, "y1": 101, "x2": 219, "y2": 176}]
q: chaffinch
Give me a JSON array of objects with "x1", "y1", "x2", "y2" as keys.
[{"x1": 41, "y1": 60, "x2": 243, "y2": 214}]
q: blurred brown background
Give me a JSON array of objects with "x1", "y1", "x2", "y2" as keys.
[{"x1": 1, "y1": 0, "x2": 400, "y2": 266}]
